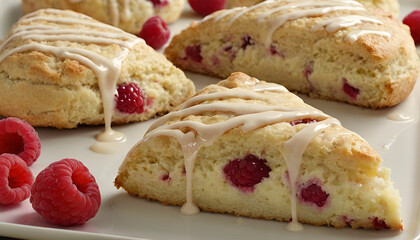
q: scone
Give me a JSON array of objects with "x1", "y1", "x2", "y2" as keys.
[
  {"x1": 0, "y1": 9, "x2": 195, "y2": 129},
  {"x1": 115, "y1": 72, "x2": 402, "y2": 230},
  {"x1": 225, "y1": 0, "x2": 400, "y2": 17},
  {"x1": 21, "y1": 0, "x2": 185, "y2": 34},
  {"x1": 165, "y1": 0, "x2": 419, "y2": 109}
]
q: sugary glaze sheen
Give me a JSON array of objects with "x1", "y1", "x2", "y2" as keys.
[
  {"x1": 0, "y1": 9, "x2": 141, "y2": 145},
  {"x1": 116, "y1": 72, "x2": 402, "y2": 230},
  {"x1": 0, "y1": 9, "x2": 194, "y2": 141},
  {"x1": 203, "y1": 0, "x2": 390, "y2": 46},
  {"x1": 21, "y1": 0, "x2": 185, "y2": 34},
  {"x1": 165, "y1": 0, "x2": 419, "y2": 109},
  {"x1": 224, "y1": 0, "x2": 400, "y2": 17}
]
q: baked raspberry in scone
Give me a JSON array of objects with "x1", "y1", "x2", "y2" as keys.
[
  {"x1": 21, "y1": 0, "x2": 185, "y2": 34},
  {"x1": 224, "y1": 0, "x2": 400, "y2": 17},
  {"x1": 0, "y1": 9, "x2": 195, "y2": 128},
  {"x1": 165, "y1": 0, "x2": 419, "y2": 109},
  {"x1": 115, "y1": 72, "x2": 402, "y2": 230}
]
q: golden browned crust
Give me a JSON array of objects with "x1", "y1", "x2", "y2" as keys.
[
  {"x1": 21, "y1": 0, "x2": 185, "y2": 34},
  {"x1": 116, "y1": 72, "x2": 402, "y2": 230},
  {"x1": 0, "y1": 9, "x2": 195, "y2": 128},
  {"x1": 165, "y1": 3, "x2": 419, "y2": 109},
  {"x1": 225, "y1": 0, "x2": 400, "y2": 17}
]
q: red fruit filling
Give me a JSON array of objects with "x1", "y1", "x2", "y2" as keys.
[
  {"x1": 241, "y1": 35, "x2": 254, "y2": 49},
  {"x1": 290, "y1": 118, "x2": 318, "y2": 126},
  {"x1": 0, "y1": 154, "x2": 33, "y2": 205},
  {"x1": 188, "y1": 0, "x2": 226, "y2": 17},
  {"x1": 343, "y1": 78, "x2": 360, "y2": 100},
  {"x1": 185, "y1": 45, "x2": 203, "y2": 63},
  {"x1": 223, "y1": 154, "x2": 271, "y2": 192},
  {"x1": 115, "y1": 82, "x2": 147, "y2": 114},
  {"x1": 161, "y1": 173, "x2": 170, "y2": 182},
  {"x1": 148, "y1": 0, "x2": 169, "y2": 8},
  {"x1": 304, "y1": 61, "x2": 313, "y2": 82},
  {"x1": 403, "y1": 10, "x2": 420, "y2": 45},
  {"x1": 269, "y1": 45, "x2": 285, "y2": 58},
  {"x1": 372, "y1": 217, "x2": 389, "y2": 230},
  {"x1": 298, "y1": 182, "x2": 329, "y2": 207},
  {"x1": 0, "y1": 117, "x2": 41, "y2": 166},
  {"x1": 30, "y1": 158, "x2": 101, "y2": 226},
  {"x1": 138, "y1": 16, "x2": 170, "y2": 50}
]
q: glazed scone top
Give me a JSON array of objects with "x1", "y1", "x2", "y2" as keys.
[
  {"x1": 21, "y1": 0, "x2": 186, "y2": 34},
  {"x1": 224, "y1": 0, "x2": 400, "y2": 17},
  {"x1": 0, "y1": 8, "x2": 148, "y2": 88},
  {"x1": 126, "y1": 72, "x2": 385, "y2": 229},
  {"x1": 199, "y1": 0, "x2": 409, "y2": 60}
]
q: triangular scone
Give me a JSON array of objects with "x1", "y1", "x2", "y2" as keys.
[
  {"x1": 225, "y1": 0, "x2": 400, "y2": 17},
  {"x1": 165, "y1": 0, "x2": 419, "y2": 109},
  {"x1": 21, "y1": 0, "x2": 185, "y2": 34},
  {"x1": 115, "y1": 72, "x2": 402, "y2": 230},
  {"x1": 0, "y1": 9, "x2": 195, "y2": 129}
]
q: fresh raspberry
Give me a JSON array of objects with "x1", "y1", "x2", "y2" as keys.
[
  {"x1": 372, "y1": 217, "x2": 389, "y2": 230},
  {"x1": 343, "y1": 78, "x2": 360, "y2": 100},
  {"x1": 298, "y1": 182, "x2": 329, "y2": 207},
  {"x1": 0, "y1": 154, "x2": 33, "y2": 205},
  {"x1": 138, "y1": 16, "x2": 170, "y2": 50},
  {"x1": 290, "y1": 118, "x2": 318, "y2": 126},
  {"x1": 30, "y1": 159, "x2": 101, "y2": 226},
  {"x1": 115, "y1": 82, "x2": 146, "y2": 114},
  {"x1": 188, "y1": 0, "x2": 226, "y2": 17},
  {"x1": 0, "y1": 117, "x2": 41, "y2": 166},
  {"x1": 223, "y1": 154, "x2": 271, "y2": 192},
  {"x1": 403, "y1": 10, "x2": 420, "y2": 45},
  {"x1": 185, "y1": 45, "x2": 203, "y2": 63},
  {"x1": 241, "y1": 35, "x2": 254, "y2": 49},
  {"x1": 148, "y1": 0, "x2": 169, "y2": 8}
]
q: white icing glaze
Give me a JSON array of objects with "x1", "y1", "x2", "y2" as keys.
[
  {"x1": 109, "y1": 0, "x2": 120, "y2": 27},
  {"x1": 0, "y1": 9, "x2": 144, "y2": 153},
  {"x1": 205, "y1": 0, "x2": 389, "y2": 46},
  {"x1": 121, "y1": 0, "x2": 133, "y2": 22},
  {"x1": 344, "y1": 29, "x2": 391, "y2": 42},
  {"x1": 386, "y1": 113, "x2": 413, "y2": 121},
  {"x1": 282, "y1": 118, "x2": 340, "y2": 231},
  {"x1": 311, "y1": 15, "x2": 383, "y2": 32},
  {"x1": 137, "y1": 85, "x2": 341, "y2": 228}
]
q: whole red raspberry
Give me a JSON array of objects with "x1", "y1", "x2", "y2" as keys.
[
  {"x1": 403, "y1": 10, "x2": 420, "y2": 45},
  {"x1": 223, "y1": 154, "x2": 271, "y2": 192},
  {"x1": 188, "y1": 0, "x2": 226, "y2": 17},
  {"x1": 0, "y1": 117, "x2": 41, "y2": 166},
  {"x1": 138, "y1": 16, "x2": 170, "y2": 50},
  {"x1": 0, "y1": 153, "x2": 33, "y2": 205},
  {"x1": 30, "y1": 159, "x2": 101, "y2": 226},
  {"x1": 115, "y1": 82, "x2": 146, "y2": 114}
]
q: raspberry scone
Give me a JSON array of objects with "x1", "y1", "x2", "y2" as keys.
[
  {"x1": 165, "y1": 0, "x2": 419, "y2": 109},
  {"x1": 225, "y1": 0, "x2": 400, "y2": 17},
  {"x1": 21, "y1": 0, "x2": 185, "y2": 34},
  {"x1": 115, "y1": 72, "x2": 402, "y2": 230},
  {"x1": 0, "y1": 9, "x2": 194, "y2": 129}
]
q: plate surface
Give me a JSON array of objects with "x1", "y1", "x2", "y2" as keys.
[{"x1": 0, "y1": 0, "x2": 420, "y2": 239}]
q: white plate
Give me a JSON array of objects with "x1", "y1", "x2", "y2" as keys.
[{"x1": 0, "y1": 0, "x2": 420, "y2": 239}]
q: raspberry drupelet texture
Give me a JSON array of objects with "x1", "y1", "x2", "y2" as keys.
[
  {"x1": 223, "y1": 154, "x2": 271, "y2": 192},
  {"x1": 30, "y1": 159, "x2": 101, "y2": 226},
  {"x1": 138, "y1": 16, "x2": 170, "y2": 50},
  {"x1": 188, "y1": 0, "x2": 226, "y2": 17},
  {"x1": 403, "y1": 10, "x2": 420, "y2": 45},
  {"x1": 0, "y1": 153, "x2": 33, "y2": 205},
  {"x1": 115, "y1": 83, "x2": 147, "y2": 114},
  {"x1": 0, "y1": 117, "x2": 41, "y2": 166}
]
